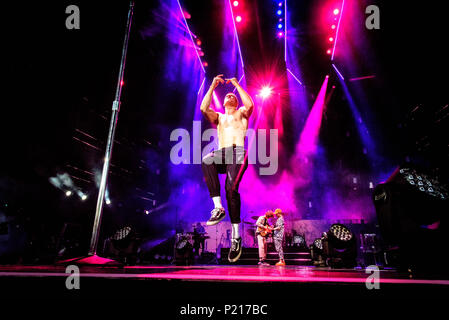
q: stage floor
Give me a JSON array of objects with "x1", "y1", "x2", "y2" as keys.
[{"x1": 1, "y1": 264, "x2": 448, "y2": 302}]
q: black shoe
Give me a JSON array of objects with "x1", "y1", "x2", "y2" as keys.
[
  {"x1": 206, "y1": 208, "x2": 226, "y2": 226},
  {"x1": 228, "y1": 237, "x2": 242, "y2": 263}
]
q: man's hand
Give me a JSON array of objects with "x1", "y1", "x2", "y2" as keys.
[
  {"x1": 225, "y1": 77, "x2": 239, "y2": 87},
  {"x1": 211, "y1": 74, "x2": 225, "y2": 89}
]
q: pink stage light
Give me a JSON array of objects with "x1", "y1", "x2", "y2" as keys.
[
  {"x1": 236, "y1": 15, "x2": 242, "y2": 22},
  {"x1": 196, "y1": 39, "x2": 201, "y2": 46},
  {"x1": 326, "y1": 49, "x2": 331, "y2": 55},
  {"x1": 331, "y1": 24, "x2": 336, "y2": 29},
  {"x1": 233, "y1": 1, "x2": 239, "y2": 7},
  {"x1": 297, "y1": 75, "x2": 329, "y2": 156},
  {"x1": 278, "y1": 31, "x2": 284, "y2": 37},
  {"x1": 259, "y1": 86, "x2": 273, "y2": 99},
  {"x1": 333, "y1": 8, "x2": 339, "y2": 15},
  {"x1": 329, "y1": 37, "x2": 334, "y2": 42},
  {"x1": 203, "y1": 61, "x2": 208, "y2": 67},
  {"x1": 212, "y1": 91, "x2": 222, "y2": 109}
]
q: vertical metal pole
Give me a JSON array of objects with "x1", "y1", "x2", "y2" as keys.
[{"x1": 88, "y1": 1, "x2": 135, "y2": 255}]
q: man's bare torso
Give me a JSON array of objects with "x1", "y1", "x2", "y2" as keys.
[{"x1": 217, "y1": 110, "x2": 248, "y2": 149}]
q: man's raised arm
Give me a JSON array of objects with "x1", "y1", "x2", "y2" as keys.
[
  {"x1": 226, "y1": 77, "x2": 254, "y2": 118},
  {"x1": 200, "y1": 75, "x2": 224, "y2": 124}
]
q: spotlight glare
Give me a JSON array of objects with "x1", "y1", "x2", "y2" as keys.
[
  {"x1": 277, "y1": 23, "x2": 283, "y2": 29},
  {"x1": 331, "y1": 24, "x2": 336, "y2": 29},
  {"x1": 329, "y1": 37, "x2": 334, "y2": 42},
  {"x1": 196, "y1": 39, "x2": 201, "y2": 46},
  {"x1": 233, "y1": 0, "x2": 239, "y2": 7},
  {"x1": 277, "y1": 10, "x2": 282, "y2": 16},
  {"x1": 333, "y1": 8, "x2": 340, "y2": 15},
  {"x1": 278, "y1": 31, "x2": 284, "y2": 37},
  {"x1": 236, "y1": 15, "x2": 242, "y2": 23},
  {"x1": 326, "y1": 49, "x2": 332, "y2": 55},
  {"x1": 106, "y1": 199, "x2": 111, "y2": 205},
  {"x1": 81, "y1": 194, "x2": 87, "y2": 201},
  {"x1": 260, "y1": 86, "x2": 273, "y2": 99},
  {"x1": 65, "y1": 191, "x2": 72, "y2": 196},
  {"x1": 203, "y1": 61, "x2": 208, "y2": 67}
]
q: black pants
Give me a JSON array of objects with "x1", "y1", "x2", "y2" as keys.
[{"x1": 201, "y1": 146, "x2": 248, "y2": 224}]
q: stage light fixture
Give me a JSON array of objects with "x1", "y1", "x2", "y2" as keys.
[
  {"x1": 325, "y1": 224, "x2": 357, "y2": 268},
  {"x1": 373, "y1": 165, "x2": 449, "y2": 273},
  {"x1": 278, "y1": 31, "x2": 284, "y2": 37},
  {"x1": 233, "y1": 1, "x2": 239, "y2": 7},
  {"x1": 81, "y1": 194, "x2": 87, "y2": 201},
  {"x1": 329, "y1": 37, "x2": 334, "y2": 42},
  {"x1": 333, "y1": 8, "x2": 339, "y2": 15},
  {"x1": 236, "y1": 15, "x2": 242, "y2": 23},
  {"x1": 277, "y1": 23, "x2": 283, "y2": 29},
  {"x1": 313, "y1": 238, "x2": 323, "y2": 251},
  {"x1": 278, "y1": 2, "x2": 283, "y2": 7},
  {"x1": 277, "y1": 9, "x2": 282, "y2": 16},
  {"x1": 105, "y1": 199, "x2": 111, "y2": 205},
  {"x1": 399, "y1": 167, "x2": 448, "y2": 199},
  {"x1": 203, "y1": 61, "x2": 208, "y2": 67},
  {"x1": 329, "y1": 224, "x2": 353, "y2": 242},
  {"x1": 326, "y1": 49, "x2": 331, "y2": 55},
  {"x1": 331, "y1": 24, "x2": 336, "y2": 29},
  {"x1": 196, "y1": 39, "x2": 201, "y2": 46},
  {"x1": 65, "y1": 190, "x2": 72, "y2": 197}
]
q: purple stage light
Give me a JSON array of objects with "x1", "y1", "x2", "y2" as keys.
[
  {"x1": 177, "y1": 0, "x2": 205, "y2": 73},
  {"x1": 197, "y1": 77, "x2": 205, "y2": 95},
  {"x1": 332, "y1": 63, "x2": 344, "y2": 80},
  {"x1": 286, "y1": 68, "x2": 302, "y2": 86}
]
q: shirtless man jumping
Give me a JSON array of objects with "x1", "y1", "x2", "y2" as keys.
[{"x1": 200, "y1": 74, "x2": 254, "y2": 262}]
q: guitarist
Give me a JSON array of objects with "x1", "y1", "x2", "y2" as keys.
[{"x1": 255, "y1": 210, "x2": 274, "y2": 265}]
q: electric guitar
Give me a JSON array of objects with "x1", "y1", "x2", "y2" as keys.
[{"x1": 257, "y1": 225, "x2": 273, "y2": 237}]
